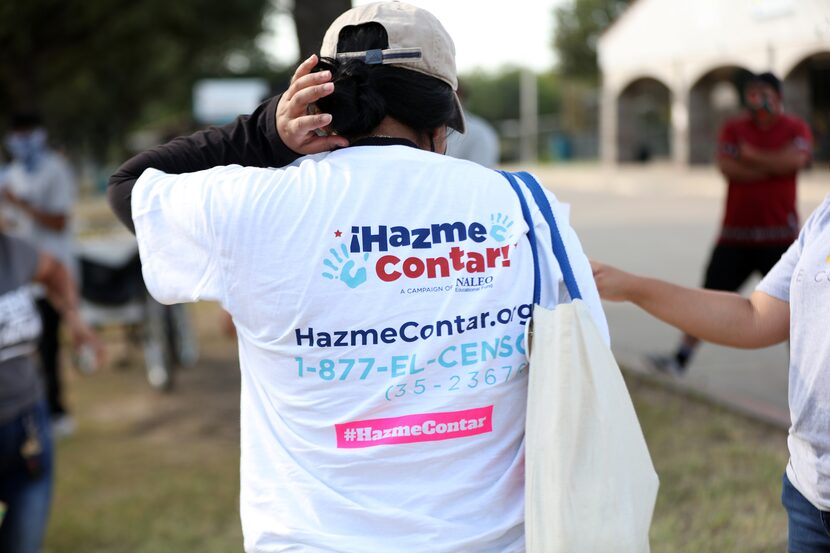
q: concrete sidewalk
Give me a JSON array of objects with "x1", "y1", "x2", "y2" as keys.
[{"x1": 512, "y1": 162, "x2": 829, "y2": 429}]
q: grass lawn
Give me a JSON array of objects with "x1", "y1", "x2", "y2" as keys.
[{"x1": 44, "y1": 304, "x2": 788, "y2": 552}]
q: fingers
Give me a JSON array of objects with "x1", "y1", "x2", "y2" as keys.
[
  {"x1": 291, "y1": 80, "x2": 334, "y2": 112},
  {"x1": 290, "y1": 113, "x2": 333, "y2": 136},
  {"x1": 300, "y1": 135, "x2": 350, "y2": 155},
  {"x1": 286, "y1": 57, "x2": 330, "y2": 102},
  {"x1": 290, "y1": 54, "x2": 318, "y2": 86},
  {"x1": 278, "y1": 55, "x2": 345, "y2": 155},
  {"x1": 284, "y1": 73, "x2": 334, "y2": 116}
]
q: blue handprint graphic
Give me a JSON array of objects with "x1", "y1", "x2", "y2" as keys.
[
  {"x1": 322, "y1": 243, "x2": 370, "y2": 289},
  {"x1": 489, "y1": 212, "x2": 515, "y2": 243}
]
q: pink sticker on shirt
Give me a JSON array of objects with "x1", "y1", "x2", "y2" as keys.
[{"x1": 336, "y1": 405, "x2": 493, "y2": 448}]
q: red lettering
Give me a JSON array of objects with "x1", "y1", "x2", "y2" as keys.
[
  {"x1": 377, "y1": 246, "x2": 512, "y2": 284},
  {"x1": 449, "y1": 247, "x2": 465, "y2": 271},
  {"x1": 486, "y1": 246, "x2": 501, "y2": 267},
  {"x1": 466, "y1": 251, "x2": 485, "y2": 273},
  {"x1": 426, "y1": 256, "x2": 450, "y2": 278},
  {"x1": 403, "y1": 257, "x2": 425, "y2": 278},
  {"x1": 377, "y1": 255, "x2": 402, "y2": 282}
]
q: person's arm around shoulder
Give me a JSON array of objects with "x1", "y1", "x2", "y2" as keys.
[
  {"x1": 32, "y1": 252, "x2": 105, "y2": 366},
  {"x1": 590, "y1": 261, "x2": 789, "y2": 348}
]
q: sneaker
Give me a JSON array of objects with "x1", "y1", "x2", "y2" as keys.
[
  {"x1": 645, "y1": 353, "x2": 687, "y2": 378},
  {"x1": 51, "y1": 414, "x2": 76, "y2": 439}
]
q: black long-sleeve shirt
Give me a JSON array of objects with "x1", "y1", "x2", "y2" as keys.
[{"x1": 108, "y1": 96, "x2": 300, "y2": 232}]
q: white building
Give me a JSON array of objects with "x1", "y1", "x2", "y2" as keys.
[{"x1": 598, "y1": 0, "x2": 830, "y2": 164}]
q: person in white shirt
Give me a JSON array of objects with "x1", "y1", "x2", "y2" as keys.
[
  {"x1": 445, "y1": 86, "x2": 500, "y2": 168},
  {"x1": 109, "y1": 3, "x2": 608, "y2": 552},
  {"x1": 592, "y1": 193, "x2": 830, "y2": 553},
  {"x1": 2, "y1": 112, "x2": 77, "y2": 434}
]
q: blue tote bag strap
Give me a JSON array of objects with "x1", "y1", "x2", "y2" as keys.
[
  {"x1": 500, "y1": 170, "x2": 583, "y2": 303},
  {"x1": 498, "y1": 170, "x2": 542, "y2": 305}
]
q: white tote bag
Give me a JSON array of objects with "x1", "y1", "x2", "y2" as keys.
[{"x1": 501, "y1": 171, "x2": 659, "y2": 553}]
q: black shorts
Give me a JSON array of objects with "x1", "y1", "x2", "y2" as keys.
[{"x1": 702, "y1": 243, "x2": 791, "y2": 292}]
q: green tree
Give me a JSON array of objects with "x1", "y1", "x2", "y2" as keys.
[
  {"x1": 460, "y1": 67, "x2": 561, "y2": 123},
  {"x1": 291, "y1": 0, "x2": 352, "y2": 60},
  {"x1": 552, "y1": 0, "x2": 631, "y2": 81},
  {"x1": 0, "y1": 0, "x2": 272, "y2": 160}
]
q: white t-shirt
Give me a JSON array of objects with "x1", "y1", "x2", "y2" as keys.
[
  {"x1": 132, "y1": 144, "x2": 609, "y2": 553},
  {"x1": 757, "y1": 193, "x2": 830, "y2": 512},
  {"x1": 4, "y1": 152, "x2": 77, "y2": 280},
  {"x1": 446, "y1": 111, "x2": 500, "y2": 168}
]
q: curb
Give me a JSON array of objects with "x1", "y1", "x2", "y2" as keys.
[{"x1": 619, "y1": 360, "x2": 790, "y2": 431}]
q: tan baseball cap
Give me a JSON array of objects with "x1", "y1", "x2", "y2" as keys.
[{"x1": 320, "y1": 1, "x2": 466, "y2": 133}]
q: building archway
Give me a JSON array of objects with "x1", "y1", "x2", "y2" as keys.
[
  {"x1": 688, "y1": 66, "x2": 754, "y2": 164},
  {"x1": 615, "y1": 77, "x2": 671, "y2": 163},
  {"x1": 785, "y1": 51, "x2": 830, "y2": 162}
]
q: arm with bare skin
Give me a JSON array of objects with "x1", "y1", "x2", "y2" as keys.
[
  {"x1": 739, "y1": 143, "x2": 810, "y2": 176},
  {"x1": 32, "y1": 253, "x2": 105, "y2": 367},
  {"x1": 1, "y1": 189, "x2": 68, "y2": 231},
  {"x1": 590, "y1": 260, "x2": 790, "y2": 349}
]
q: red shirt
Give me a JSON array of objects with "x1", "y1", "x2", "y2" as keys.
[{"x1": 717, "y1": 113, "x2": 813, "y2": 245}]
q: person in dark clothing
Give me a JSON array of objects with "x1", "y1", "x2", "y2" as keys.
[{"x1": 0, "y1": 232, "x2": 101, "y2": 553}]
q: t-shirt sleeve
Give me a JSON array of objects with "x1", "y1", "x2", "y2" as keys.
[
  {"x1": 717, "y1": 120, "x2": 739, "y2": 159},
  {"x1": 757, "y1": 194, "x2": 830, "y2": 301},
  {"x1": 528, "y1": 184, "x2": 611, "y2": 346},
  {"x1": 130, "y1": 165, "x2": 253, "y2": 306},
  {"x1": 756, "y1": 240, "x2": 799, "y2": 302},
  {"x1": 43, "y1": 158, "x2": 76, "y2": 214},
  {"x1": 792, "y1": 118, "x2": 814, "y2": 157},
  {"x1": 4, "y1": 233, "x2": 40, "y2": 283},
  {"x1": 109, "y1": 96, "x2": 300, "y2": 233}
]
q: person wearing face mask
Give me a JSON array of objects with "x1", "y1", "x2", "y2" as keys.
[
  {"x1": 1, "y1": 113, "x2": 78, "y2": 436},
  {"x1": 648, "y1": 72, "x2": 813, "y2": 376}
]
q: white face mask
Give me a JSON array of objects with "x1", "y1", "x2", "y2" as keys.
[{"x1": 4, "y1": 128, "x2": 47, "y2": 171}]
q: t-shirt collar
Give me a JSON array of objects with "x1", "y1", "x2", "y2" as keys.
[{"x1": 349, "y1": 136, "x2": 420, "y2": 149}]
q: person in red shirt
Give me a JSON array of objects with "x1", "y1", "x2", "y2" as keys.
[{"x1": 650, "y1": 72, "x2": 813, "y2": 375}]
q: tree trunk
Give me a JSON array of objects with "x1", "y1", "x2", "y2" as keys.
[{"x1": 291, "y1": 0, "x2": 351, "y2": 60}]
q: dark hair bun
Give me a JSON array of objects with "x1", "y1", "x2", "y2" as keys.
[
  {"x1": 316, "y1": 58, "x2": 387, "y2": 137},
  {"x1": 311, "y1": 22, "x2": 458, "y2": 141}
]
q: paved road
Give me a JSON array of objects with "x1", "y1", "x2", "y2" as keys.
[{"x1": 512, "y1": 163, "x2": 830, "y2": 428}]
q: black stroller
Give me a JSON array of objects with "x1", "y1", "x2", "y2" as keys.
[{"x1": 77, "y1": 238, "x2": 198, "y2": 390}]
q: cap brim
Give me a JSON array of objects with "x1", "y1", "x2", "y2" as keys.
[{"x1": 450, "y1": 91, "x2": 466, "y2": 134}]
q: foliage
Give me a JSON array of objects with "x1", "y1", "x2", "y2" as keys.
[
  {"x1": 552, "y1": 0, "x2": 632, "y2": 81},
  {"x1": 460, "y1": 67, "x2": 562, "y2": 123},
  {"x1": 0, "y1": 0, "x2": 273, "y2": 160},
  {"x1": 291, "y1": 0, "x2": 352, "y2": 60}
]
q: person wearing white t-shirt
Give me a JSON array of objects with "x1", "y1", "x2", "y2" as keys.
[
  {"x1": 2, "y1": 113, "x2": 77, "y2": 435},
  {"x1": 109, "y1": 3, "x2": 609, "y2": 552},
  {"x1": 446, "y1": 107, "x2": 499, "y2": 167},
  {"x1": 592, "y1": 195, "x2": 830, "y2": 553}
]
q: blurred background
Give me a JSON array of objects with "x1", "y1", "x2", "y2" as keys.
[{"x1": 1, "y1": 0, "x2": 829, "y2": 551}]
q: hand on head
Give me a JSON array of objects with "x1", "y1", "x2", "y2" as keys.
[{"x1": 276, "y1": 55, "x2": 350, "y2": 155}]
